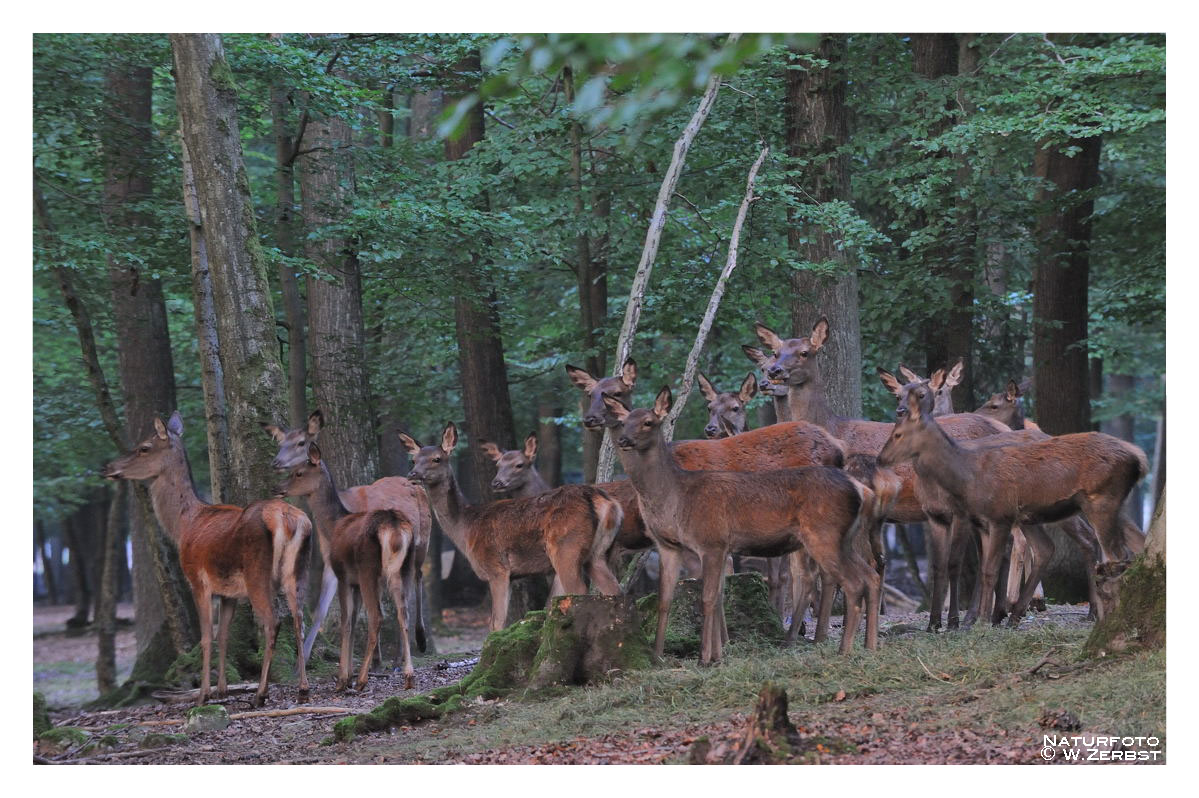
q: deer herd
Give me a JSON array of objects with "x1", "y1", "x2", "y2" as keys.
[{"x1": 102, "y1": 316, "x2": 1149, "y2": 707}]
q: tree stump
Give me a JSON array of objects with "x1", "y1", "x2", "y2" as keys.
[
  {"x1": 689, "y1": 683, "x2": 802, "y2": 764},
  {"x1": 529, "y1": 595, "x2": 653, "y2": 688}
]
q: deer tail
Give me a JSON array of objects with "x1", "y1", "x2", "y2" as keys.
[
  {"x1": 267, "y1": 504, "x2": 312, "y2": 603},
  {"x1": 589, "y1": 489, "x2": 624, "y2": 566},
  {"x1": 842, "y1": 476, "x2": 876, "y2": 557},
  {"x1": 368, "y1": 511, "x2": 413, "y2": 592}
]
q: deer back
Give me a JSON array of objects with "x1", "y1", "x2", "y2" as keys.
[{"x1": 671, "y1": 421, "x2": 846, "y2": 471}]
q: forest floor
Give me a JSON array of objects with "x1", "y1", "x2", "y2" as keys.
[{"x1": 34, "y1": 601, "x2": 1165, "y2": 765}]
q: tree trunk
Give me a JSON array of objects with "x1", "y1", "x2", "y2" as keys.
[
  {"x1": 785, "y1": 35, "x2": 862, "y2": 419},
  {"x1": 96, "y1": 481, "x2": 126, "y2": 693},
  {"x1": 297, "y1": 94, "x2": 379, "y2": 488},
  {"x1": 269, "y1": 35, "x2": 309, "y2": 430},
  {"x1": 62, "y1": 514, "x2": 92, "y2": 626},
  {"x1": 1032, "y1": 136, "x2": 1102, "y2": 436},
  {"x1": 172, "y1": 33, "x2": 289, "y2": 505},
  {"x1": 36, "y1": 521, "x2": 58, "y2": 604},
  {"x1": 537, "y1": 400, "x2": 562, "y2": 488},
  {"x1": 446, "y1": 51, "x2": 517, "y2": 502}
]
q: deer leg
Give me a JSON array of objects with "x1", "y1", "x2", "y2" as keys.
[
  {"x1": 972, "y1": 522, "x2": 1009, "y2": 629},
  {"x1": 215, "y1": 597, "x2": 236, "y2": 698},
  {"x1": 195, "y1": 587, "x2": 214, "y2": 706},
  {"x1": 652, "y1": 545, "x2": 684, "y2": 659},
  {"x1": 281, "y1": 574, "x2": 309, "y2": 701},
  {"x1": 335, "y1": 580, "x2": 354, "y2": 693},
  {"x1": 699, "y1": 550, "x2": 727, "y2": 665},
  {"x1": 1006, "y1": 524, "x2": 1054, "y2": 627},
  {"x1": 925, "y1": 518, "x2": 950, "y2": 632},
  {"x1": 1005, "y1": 526, "x2": 1029, "y2": 611},
  {"x1": 1060, "y1": 517, "x2": 1103, "y2": 621},
  {"x1": 247, "y1": 584, "x2": 278, "y2": 707},
  {"x1": 547, "y1": 541, "x2": 588, "y2": 596},
  {"x1": 411, "y1": 548, "x2": 427, "y2": 654},
  {"x1": 388, "y1": 579, "x2": 415, "y2": 690},
  {"x1": 303, "y1": 564, "x2": 338, "y2": 662},
  {"x1": 587, "y1": 550, "x2": 623, "y2": 597},
  {"x1": 1082, "y1": 495, "x2": 1129, "y2": 564},
  {"x1": 785, "y1": 553, "x2": 815, "y2": 645},
  {"x1": 814, "y1": 575, "x2": 836, "y2": 643},
  {"x1": 488, "y1": 572, "x2": 511, "y2": 633},
  {"x1": 960, "y1": 523, "x2": 986, "y2": 628},
  {"x1": 868, "y1": 520, "x2": 886, "y2": 616},
  {"x1": 356, "y1": 579, "x2": 382, "y2": 692}
]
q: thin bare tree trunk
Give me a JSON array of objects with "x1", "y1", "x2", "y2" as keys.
[
  {"x1": 596, "y1": 46, "x2": 733, "y2": 481},
  {"x1": 662, "y1": 145, "x2": 768, "y2": 441},
  {"x1": 96, "y1": 481, "x2": 126, "y2": 693}
]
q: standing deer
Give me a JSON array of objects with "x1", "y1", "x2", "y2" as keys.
[
  {"x1": 974, "y1": 379, "x2": 1040, "y2": 431},
  {"x1": 605, "y1": 388, "x2": 880, "y2": 663},
  {"x1": 696, "y1": 372, "x2": 758, "y2": 438},
  {"x1": 741, "y1": 345, "x2": 791, "y2": 422},
  {"x1": 753, "y1": 318, "x2": 1008, "y2": 630},
  {"x1": 263, "y1": 410, "x2": 430, "y2": 662},
  {"x1": 400, "y1": 423, "x2": 624, "y2": 632},
  {"x1": 102, "y1": 412, "x2": 312, "y2": 706},
  {"x1": 274, "y1": 444, "x2": 419, "y2": 691},
  {"x1": 878, "y1": 388, "x2": 1148, "y2": 626}
]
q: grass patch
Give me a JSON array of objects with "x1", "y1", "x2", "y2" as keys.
[{"x1": 349, "y1": 622, "x2": 1165, "y2": 762}]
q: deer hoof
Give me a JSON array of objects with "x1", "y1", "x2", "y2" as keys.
[
  {"x1": 404, "y1": 674, "x2": 415, "y2": 690},
  {"x1": 334, "y1": 680, "x2": 348, "y2": 693},
  {"x1": 354, "y1": 679, "x2": 368, "y2": 693},
  {"x1": 253, "y1": 692, "x2": 267, "y2": 708},
  {"x1": 297, "y1": 687, "x2": 310, "y2": 704}
]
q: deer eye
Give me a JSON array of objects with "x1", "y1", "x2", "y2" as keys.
[
  {"x1": 433, "y1": 456, "x2": 441, "y2": 463},
  {"x1": 139, "y1": 445, "x2": 151, "y2": 453},
  {"x1": 515, "y1": 463, "x2": 523, "y2": 469},
  {"x1": 295, "y1": 442, "x2": 304, "y2": 448},
  {"x1": 731, "y1": 405, "x2": 740, "y2": 412}
]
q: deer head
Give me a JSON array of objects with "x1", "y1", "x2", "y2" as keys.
[
  {"x1": 975, "y1": 378, "x2": 1031, "y2": 429},
  {"x1": 878, "y1": 359, "x2": 962, "y2": 418},
  {"x1": 400, "y1": 423, "x2": 458, "y2": 487},
  {"x1": 102, "y1": 412, "x2": 184, "y2": 482},
  {"x1": 754, "y1": 317, "x2": 828, "y2": 388},
  {"x1": 481, "y1": 432, "x2": 538, "y2": 492},
  {"x1": 606, "y1": 386, "x2": 672, "y2": 453},
  {"x1": 565, "y1": 358, "x2": 637, "y2": 429},
  {"x1": 697, "y1": 372, "x2": 757, "y2": 438},
  {"x1": 273, "y1": 443, "x2": 326, "y2": 499},
  {"x1": 741, "y1": 345, "x2": 790, "y2": 399},
  {"x1": 877, "y1": 389, "x2": 936, "y2": 467},
  {"x1": 262, "y1": 410, "x2": 325, "y2": 470}
]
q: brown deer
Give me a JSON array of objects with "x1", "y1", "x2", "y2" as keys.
[
  {"x1": 605, "y1": 387, "x2": 880, "y2": 663},
  {"x1": 741, "y1": 345, "x2": 791, "y2": 422},
  {"x1": 754, "y1": 318, "x2": 1008, "y2": 629},
  {"x1": 878, "y1": 387, "x2": 1148, "y2": 626},
  {"x1": 974, "y1": 379, "x2": 1038, "y2": 431},
  {"x1": 400, "y1": 423, "x2": 624, "y2": 632},
  {"x1": 697, "y1": 372, "x2": 758, "y2": 438},
  {"x1": 273, "y1": 443, "x2": 419, "y2": 691},
  {"x1": 262, "y1": 410, "x2": 430, "y2": 662},
  {"x1": 102, "y1": 412, "x2": 312, "y2": 706}
]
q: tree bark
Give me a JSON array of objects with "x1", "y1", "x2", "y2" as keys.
[
  {"x1": 537, "y1": 400, "x2": 562, "y2": 488},
  {"x1": 446, "y1": 51, "x2": 517, "y2": 502},
  {"x1": 96, "y1": 481, "x2": 126, "y2": 693},
  {"x1": 172, "y1": 33, "x2": 289, "y2": 505},
  {"x1": 1032, "y1": 136, "x2": 1102, "y2": 435},
  {"x1": 297, "y1": 92, "x2": 379, "y2": 488},
  {"x1": 784, "y1": 34, "x2": 862, "y2": 420}
]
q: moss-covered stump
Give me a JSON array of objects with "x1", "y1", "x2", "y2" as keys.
[
  {"x1": 185, "y1": 704, "x2": 231, "y2": 733},
  {"x1": 529, "y1": 595, "x2": 653, "y2": 688},
  {"x1": 33, "y1": 692, "x2": 50, "y2": 738},
  {"x1": 637, "y1": 573, "x2": 784, "y2": 657},
  {"x1": 1083, "y1": 553, "x2": 1165, "y2": 658},
  {"x1": 36, "y1": 726, "x2": 89, "y2": 756}
]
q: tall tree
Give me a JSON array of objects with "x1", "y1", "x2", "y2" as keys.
[
  {"x1": 171, "y1": 33, "x2": 289, "y2": 503},
  {"x1": 1031, "y1": 136, "x2": 1102, "y2": 435},
  {"x1": 784, "y1": 34, "x2": 862, "y2": 419},
  {"x1": 297, "y1": 86, "x2": 380, "y2": 488},
  {"x1": 445, "y1": 50, "x2": 517, "y2": 501}
]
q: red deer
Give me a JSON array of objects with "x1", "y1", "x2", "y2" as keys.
[
  {"x1": 754, "y1": 319, "x2": 1008, "y2": 629},
  {"x1": 605, "y1": 387, "x2": 881, "y2": 663},
  {"x1": 102, "y1": 412, "x2": 312, "y2": 706},
  {"x1": 696, "y1": 372, "x2": 757, "y2": 438},
  {"x1": 274, "y1": 443, "x2": 419, "y2": 691},
  {"x1": 263, "y1": 410, "x2": 430, "y2": 662},
  {"x1": 878, "y1": 388, "x2": 1148, "y2": 626},
  {"x1": 741, "y1": 345, "x2": 791, "y2": 422},
  {"x1": 400, "y1": 423, "x2": 624, "y2": 632},
  {"x1": 973, "y1": 379, "x2": 1039, "y2": 431}
]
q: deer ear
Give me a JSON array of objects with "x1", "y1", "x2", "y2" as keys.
[
  {"x1": 1006, "y1": 380, "x2": 1021, "y2": 402},
  {"x1": 810, "y1": 317, "x2": 829, "y2": 350},
  {"x1": 523, "y1": 432, "x2": 538, "y2": 460},
  {"x1": 478, "y1": 440, "x2": 502, "y2": 462},
  {"x1": 929, "y1": 369, "x2": 946, "y2": 392},
  {"x1": 261, "y1": 422, "x2": 286, "y2": 442},
  {"x1": 741, "y1": 344, "x2": 768, "y2": 367},
  {"x1": 307, "y1": 443, "x2": 322, "y2": 466},
  {"x1": 738, "y1": 373, "x2": 758, "y2": 402},
  {"x1": 602, "y1": 394, "x2": 630, "y2": 421},
  {"x1": 441, "y1": 422, "x2": 458, "y2": 454},
  {"x1": 307, "y1": 410, "x2": 324, "y2": 437},
  {"x1": 898, "y1": 364, "x2": 921, "y2": 384},
  {"x1": 1017, "y1": 378, "x2": 1032, "y2": 396},
  {"x1": 945, "y1": 359, "x2": 964, "y2": 388},
  {"x1": 697, "y1": 372, "x2": 718, "y2": 402},
  {"x1": 877, "y1": 368, "x2": 903, "y2": 397},
  {"x1": 398, "y1": 432, "x2": 421, "y2": 456},
  {"x1": 653, "y1": 386, "x2": 673, "y2": 419},
  {"x1": 153, "y1": 417, "x2": 168, "y2": 440},
  {"x1": 167, "y1": 411, "x2": 183, "y2": 437},
  {"x1": 754, "y1": 322, "x2": 784, "y2": 353},
  {"x1": 564, "y1": 364, "x2": 597, "y2": 392},
  {"x1": 621, "y1": 358, "x2": 638, "y2": 388}
]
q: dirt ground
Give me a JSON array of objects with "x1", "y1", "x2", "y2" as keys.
[{"x1": 33, "y1": 600, "x2": 1165, "y2": 765}]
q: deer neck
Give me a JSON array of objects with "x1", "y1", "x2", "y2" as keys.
[
  {"x1": 772, "y1": 395, "x2": 791, "y2": 423},
  {"x1": 785, "y1": 375, "x2": 838, "y2": 431},
  {"x1": 517, "y1": 468, "x2": 552, "y2": 498},
  {"x1": 910, "y1": 424, "x2": 973, "y2": 498},
  {"x1": 147, "y1": 444, "x2": 205, "y2": 544},
  {"x1": 615, "y1": 431, "x2": 684, "y2": 517},
  {"x1": 422, "y1": 472, "x2": 472, "y2": 554},
  {"x1": 306, "y1": 463, "x2": 350, "y2": 536}
]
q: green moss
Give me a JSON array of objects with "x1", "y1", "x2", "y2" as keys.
[
  {"x1": 638, "y1": 573, "x2": 783, "y2": 657},
  {"x1": 208, "y1": 54, "x2": 238, "y2": 94},
  {"x1": 83, "y1": 734, "x2": 120, "y2": 754},
  {"x1": 1083, "y1": 553, "x2": 1166, "y2": 658},
  {"x1": 141, "y1": 732, "x2": 188, "y2": 749},
  {"x1": 185, "y1": 703, "x2": 230, "y2": 732},
  {"x1": 33, "y1": 692, "x2": 50, "y2": 738},
  {"x1": 37, "y1": 726, "x2": 89, "y2": 755}
]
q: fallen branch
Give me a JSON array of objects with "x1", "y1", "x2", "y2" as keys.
[
  {"x1": 915, "y1": 654, "x2": 952, "y2": 683},
  {"x1": 1026, "y1": 645, "x2": 1064, "y2": 676},
  {"x1": 662, "y1": 143, "x2": 769, "y2": 441},
  {"x1": 152, "y1": 683, "x2": 258, "y2": 703},
  {"x1": 47, "y1": 749, "x2": 158, "y2": 765},
  {"x1": 596, "y1": 35, "x2": 739, "y2": 481},
  {"x1": 228, "y1": 706, "x2": 352, "y2": 721}
]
